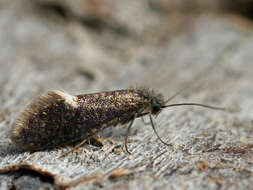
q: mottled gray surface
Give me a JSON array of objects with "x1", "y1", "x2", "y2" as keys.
[{"x1": 0, "y1": 0, "x2": 253, "y2": 189}]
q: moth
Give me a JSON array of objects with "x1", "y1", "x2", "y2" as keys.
[{"x1": 11, "y1": 87, "x2": 225, "y2": 154}]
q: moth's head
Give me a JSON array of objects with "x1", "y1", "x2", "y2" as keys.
[
  {"x1": 150, "y1": 97, "x2": 163, "y2": 115},
  {"x1": 132, "y1": 86, "x2": 165, "y2": 115}
]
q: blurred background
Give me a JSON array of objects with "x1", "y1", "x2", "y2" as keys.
[
  {"x1": 1, "y1": 0, "x2": 253, "y2": 124},
  {"x1": 1, "y1": 0, "x2": 253, "y2": 95},
  {"x1": 1, "y1": 0, "x2": 253, "y2": 189}
]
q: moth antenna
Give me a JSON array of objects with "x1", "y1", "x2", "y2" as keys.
[
  {"x1": 149, "y1": 114, "x2": 171, "y2": 146},
  {"x1": 164, "y1": 87, "x2": 187, "y2": 104},
  {"x1": 162, "y1": 103, "x2": 226, "y2": 111}
]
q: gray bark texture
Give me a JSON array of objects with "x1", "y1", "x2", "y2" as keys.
[{"x1": 0, "y1": 0, "x2": 253, "y2": 189}]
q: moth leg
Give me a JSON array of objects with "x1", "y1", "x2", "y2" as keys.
[
  {"x1": 124, "y1": 114, "x2": 137, "y2": 154},
  {"x1": 87, "y1": 136, "x2": 103, "y2": 147},
  {"x1": 141, "y1": 116, "x2": 151, "y2": 125},
  {"x1": 149, "y1": 114, "x2": 172, "y2": 147},
  {"x1": 59, "y1": 139, "x2": 88, "y2": 159},
  {"x1": 95, "y1": 137, "x2": 119, "y2": 145},
  {"x1": 66, "y1": 145, "x2": 87, "y2": 154}
]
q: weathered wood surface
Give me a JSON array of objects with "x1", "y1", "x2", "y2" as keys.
[{"x1": 0, "y1": 0, "x2": 253, "y2": 189}]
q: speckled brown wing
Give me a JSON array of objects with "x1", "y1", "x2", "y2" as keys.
[{"x1": 11, "y1": 89, "x2": 150, "y2": 150}]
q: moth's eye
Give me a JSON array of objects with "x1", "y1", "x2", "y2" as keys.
[
  {"x1": 152, "y1": 105, "x2": 160, "y2": 113},
  {"x1": 151, "y1": 98, "x2": 161, "y2": 114}
]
